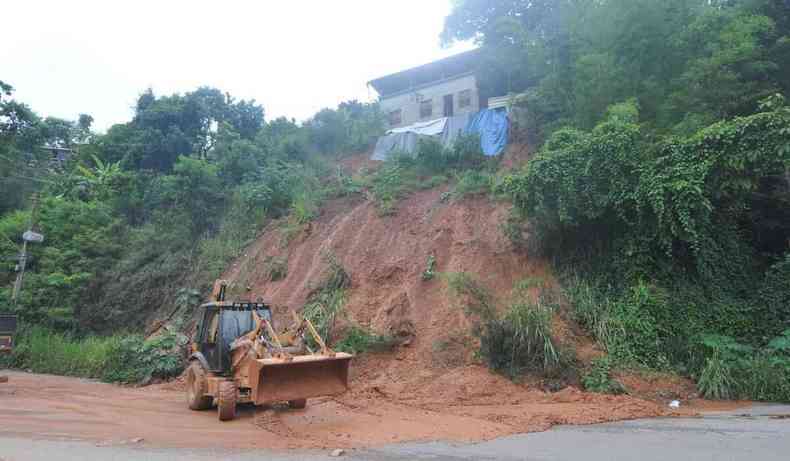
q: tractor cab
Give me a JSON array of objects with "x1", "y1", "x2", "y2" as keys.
[{"x1": 194, "y1": 300, "x2": 272, "y2": 374}]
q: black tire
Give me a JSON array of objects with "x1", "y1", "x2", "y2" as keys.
[
  {"x1": 217, "y1": 380, "x2": 237, "y2": 421},
  {"x1": 288, "y1": 398, "x2": 307, "y2": 409},
  {"x1": 185, "y1": 361, "x2": 212, "y2": 410}
]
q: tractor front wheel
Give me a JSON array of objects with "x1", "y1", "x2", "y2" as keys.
[
  {"x1": 217, "y1": 380, "x2": 237, "y2": 421},
  {"x1": 185, "y1": 361, "x2": 212, "y2": 410}
]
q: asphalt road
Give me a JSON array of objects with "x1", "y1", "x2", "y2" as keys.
[{"x1": 1, "y1": 404, "x2": 788, "y2": 461}]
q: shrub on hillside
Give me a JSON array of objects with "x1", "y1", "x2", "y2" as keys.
[
  {"x1": 445, "y1": 273, "x2": 568, "y2": 380},
  {"x1": 694, "y1": 332, "x2": 790, "y2": 401},
  {"x1": 582, "y1": 356, "x2": 626, "y2": 394},
  {"x1": 334, "y1": 326, "x2": 397, "y2": 355}
]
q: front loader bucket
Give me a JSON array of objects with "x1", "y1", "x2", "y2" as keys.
[{"x1": 249, "y1": 353, "x2": 352, "y2": 405}]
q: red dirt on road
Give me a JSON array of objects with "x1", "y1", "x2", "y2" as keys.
[{"x1": 0, "y1": 370, "x2": 693, "y2": 450}]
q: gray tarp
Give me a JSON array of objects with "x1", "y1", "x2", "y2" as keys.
[
  {"x1": 441, "y1": 113, "x2": 471, "y2": 147},
  {"x1": 372, "y1": 113, "x2": 473, "y2": 161},
  {"x1": 388, "y1": 117, "x2": 446, "y2": 136},
  {"x1": 371, "y1": 132, "x2": 421, "y2": 161}
]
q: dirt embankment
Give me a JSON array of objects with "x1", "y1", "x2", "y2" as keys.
[{"x1": 214, "y1": 170, "x2": 689, "y2": 446}]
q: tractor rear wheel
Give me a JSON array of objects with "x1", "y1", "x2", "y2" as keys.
[
  {"x1": 185, "y1": 361, "x2": 212, "y2": 410},
  {"x1": 288, "y1": 398, "x2": 307, "y2": 409},
  {"x1": 217, "y1": 380, "x2": 237, "y2": 421}
]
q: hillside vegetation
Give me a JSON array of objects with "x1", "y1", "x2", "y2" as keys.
[
  {"x1": 443, "y1": 0, "x2": 790, "y2": 400},
  {"x1": 1, "y1": 0, "x2": 789, "y2": 401}
]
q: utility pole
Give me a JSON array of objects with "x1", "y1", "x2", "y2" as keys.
[{"x1": 11, "y1": 193, "x2": 42, "y2": 306}]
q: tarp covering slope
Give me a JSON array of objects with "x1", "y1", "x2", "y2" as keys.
[
  {"x1": 371, "y1": 132, "x2": 420, "y2": 161},
  {"x1": 464, "y1": 109, "x2": 509, "y2": 156},
  {"x1": 441, "y1": 113, "x2": 472, "y2": 147},
  {"x1": 372, "y1": 110, "x2": 508, "y2": 161}
]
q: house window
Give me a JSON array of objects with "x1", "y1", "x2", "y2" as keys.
[
  {"x1": 388, "y1": 109, "x2": 402, "y2": 126},
  {"x1": 420, "y1": 99, "x2": 433, "y2": 119},
  {"x1": 458, "y1": 89, "x2": 472, "y2": 109}
]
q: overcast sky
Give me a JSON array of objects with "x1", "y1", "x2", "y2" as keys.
[{"x1": 2, "y1": 0, "x2": 474, "y2": 132}]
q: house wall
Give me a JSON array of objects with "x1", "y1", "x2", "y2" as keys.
[{"x1": 379, "y1": 74, "x2": 479, "y2": 129}]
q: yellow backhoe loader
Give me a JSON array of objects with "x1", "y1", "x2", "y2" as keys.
[{"x1": 186, "y1": 281, "x2": 351, "y2": 421}]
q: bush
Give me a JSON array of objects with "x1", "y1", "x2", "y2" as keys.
[
  {"x1": 480, "y1": 299, "x2": 561, "y2": 378},
  {"x1": 290, "y1": 189, "x2": 320, "y2": 224},
  {"x1": 103, "y1": 331, "x2": 183, "y2": 384},
  {"x1": 582, "y1": 356, "x2": 626, "y2": 394},
  {"x1": 9, "y1": 326, "x2": 118, "y2": 377},
  {"x1": 444, "y1": 272, "x2": 496, "y2": 323},
  {"x1": 303, "y1": 252, "x2": 352, "y2": 344},
  {"x1": 369, "y1": 158, "x2": 419, "y2": 215},
  {"x1": 8, "y1": 327, "x2": 183, "y2": 384},
  {"x1": 446, "y1": 273, "x2": 567, "y2": 379},
  {"x1": 412, "y1": 134, "x2": 486, "y2": 174},
  {"x1": 334, "y1": 326, "x2": 396, "y2": 354},
  {"x1": 499, "y1": 208, "x2": 530, "y2": 252},
  {"x1": 697, "y1": 351, "x2": 735, "y2": 400},
  {"x1": 421, "y1": 254, "x2": 436, "y2": 281},
  {"x1": 263, "y1": 255, "x2": 288, "y2": 281},
  {"x1": 504, "y1": 100, "x2": 790, "y2": 393},
  {"x1": 419, "y1": 175, "x2": 449, "y2": 190},
  {"x1": 452, "y1": 170, "x2": 495, "y2": 199},
  {"x1": 693, "y1": 331, "x2": 790, "y2": 401}
]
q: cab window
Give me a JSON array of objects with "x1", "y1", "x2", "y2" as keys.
[{"x1": 206, "y1": 310, "x2": 219, "y2": 344}]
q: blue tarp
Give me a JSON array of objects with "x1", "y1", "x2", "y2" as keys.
[{"x1": 465, "y1": 108, "x2": 509, "y2": 156}]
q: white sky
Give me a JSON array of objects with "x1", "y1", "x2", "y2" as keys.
[{"x1": 2, "y1": 0, "x2": 474, "y2": 132}]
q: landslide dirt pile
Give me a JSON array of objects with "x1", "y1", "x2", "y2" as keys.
[
  {"x1": 223, "y1": 185, "x2": 557, "y2": 383},
  {"x1": 214, "y1": 163, "x2": 682, "y2": 443}
]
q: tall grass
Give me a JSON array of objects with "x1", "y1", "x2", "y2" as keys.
[
  {"x1": 11, "y1": 327, "x2": 120, "y2": 377},
  {"x1": 697, "y1": 351, "x2": 734, "y2": 399},
  {"x1": 445, "y1": 273, "x2": 566, "y2": 379},
  {"x1": 8, "y1": 326, "x2": 183, "y2": 384},
  {"x1": 303, "y1": 252, "x2": 352, "y2": 344},
  {"x1": 334, "y1": 326, "x2": 397, "y2": 355}
]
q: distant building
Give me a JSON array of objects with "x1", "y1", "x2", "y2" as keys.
[{"x1": 368, "y1": 49, "x2": 481, "y2": 129}]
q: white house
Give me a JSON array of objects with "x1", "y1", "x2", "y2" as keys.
[{"x1": 368, "y1": 50, "x2": 481, "y2": 129}]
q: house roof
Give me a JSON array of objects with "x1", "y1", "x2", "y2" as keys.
[{"x1": 368, "y1": 49, "x2": 480, "y2": 98}]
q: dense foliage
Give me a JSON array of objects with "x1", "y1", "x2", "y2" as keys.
[
  {"x1": 444, "y1": 0, "x2": 790, "y2": 141},
  {"x1": 444, "y1": 0, "x2": 790, "y2": 399},
  {"x1": 0, "y1": 82, "x2": 383, "y2": 334},
  {"x1": 502, "y1": 94, "x2": 790, "y2": 375}
]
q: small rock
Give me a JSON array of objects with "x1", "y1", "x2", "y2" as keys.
[
  {"x1": 330, "y1": 448, "x2": 345, "y2": 457},
  {"x1": 130, "y1": 437, "x2": 144, "y2": 444},
  {"x1": 669, "y1": 400, "x2": 681, "y2": 409}
]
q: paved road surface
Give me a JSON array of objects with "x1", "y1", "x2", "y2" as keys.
[{"x1": 2, "y1": 404, "x2": 788, "y2": 460}]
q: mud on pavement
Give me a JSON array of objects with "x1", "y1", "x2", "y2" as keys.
[{"x1": 0, "y1": 370, "x2": 714, "y2": 450}]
